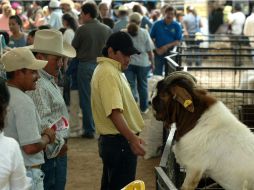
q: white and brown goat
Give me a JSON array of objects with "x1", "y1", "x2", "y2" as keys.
[{"x1": 152, "y1": 71, "x2": 254, "y2": 190}]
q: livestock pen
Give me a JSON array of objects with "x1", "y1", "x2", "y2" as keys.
[
  {"x1": 155, "y1": 40, "x2": 254, "y2": 189},
  {"x1": 155, "y1": 65, "x2": 254, "y2": 189}
]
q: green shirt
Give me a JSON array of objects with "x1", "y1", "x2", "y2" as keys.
[{"x1": 72, "y1": 19, "x2": 112, "y2": 62}]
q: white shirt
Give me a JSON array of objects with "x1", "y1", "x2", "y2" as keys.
[
  {"x1": 63, "y1": 28, "x2": 75, "y2": 45},
  {"x1": 244, "y1": 13, "x2": 254, "y2": 47},
  {"x1": 228, "y1": 11, "x2": 246, "y2": 35},
  {"x1": 129, "y1": 28, "x2": 155, "y2": 67},
  {"x1": 0, "y1": 132, "x2": 31, "y2": 190}
]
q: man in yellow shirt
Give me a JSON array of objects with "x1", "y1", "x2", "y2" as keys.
[{"x1": 91, "y1": 31, "x2": 146, "y2": 190}]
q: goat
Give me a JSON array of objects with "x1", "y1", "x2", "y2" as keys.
[{"x1": 152, "y1": 71, "x2": 254, "y2": 190}]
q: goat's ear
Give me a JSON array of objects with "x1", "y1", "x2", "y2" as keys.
[{"x1": 170, "y1": 85, "x2": 194, "y2": 112}]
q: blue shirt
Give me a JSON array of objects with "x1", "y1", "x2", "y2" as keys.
[
  {"x1": 183, "y1": 13, "x2": 201, "y2": 35},
  {"x1": 113, "y1": 16, "x2": 128, "y2": 33},
  {"x1": 140, "y1": 16, "x2": 153, "y2": 30},
  {"x1": 48, "y1": 9, "x2": 63, "y2": 30},
  {"x1": 8, "y1": 34, "x2": 27, "y2": 48},
  {"x1": 150, "y1": 19, "x2": 182, "y2": 48}
]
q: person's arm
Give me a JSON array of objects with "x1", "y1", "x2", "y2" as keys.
[
  {"x1": 156, "y1": 23, "x2": 182, "y2": 55},
  {"x1": 145, "y1": 30, "x2": 155, "y2": 70},
  {"x1": 22, "y1": 128, "x2": 56, "y2": 154},
  {"x1": 148, "y1": 50, "x2": 155, "y2": 71},
  {"x1": 72, "y1": 28, "x2": 81, "y2": 50},
  {"x1": 227, "y1": 13, "x2": 234, "y2": 24},
  {"x1": 155, "y1": 40, "x2": 180, "y2": 55},
  {"x1": 109, "y1": 109, "x2": 145, "y2": 156},
  {"x1": 26, "y1": 84, "x2": 67, "y2": 158}
]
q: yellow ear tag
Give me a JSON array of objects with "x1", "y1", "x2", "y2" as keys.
[{"x1": 184, "y1": 99, "x2": 192, "y2": 108}]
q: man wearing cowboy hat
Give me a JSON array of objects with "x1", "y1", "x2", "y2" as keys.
[
  {"x1": 113, "y1": 5, "x2": 129, "y2": 33},
  {"x1": 60, "y1": 0, "x2": 78, "y2": 21},
  {"x1": 26, "y1": 29, "x2": 76, "y2": 190},
  {"x1": 1, "y1": 47, "x2": 56, "y2": 190}
]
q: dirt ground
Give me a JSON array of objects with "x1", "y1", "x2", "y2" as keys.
[{"x1": 66, "y1": 137, "x2": 160, "y2": 190}]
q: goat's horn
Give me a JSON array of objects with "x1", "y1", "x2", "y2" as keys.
[{"x1": 164, "y1": 71, "x2": 197, "y2": 87}]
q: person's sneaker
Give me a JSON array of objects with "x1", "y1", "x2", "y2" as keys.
[
  {"x1": 82, "y1": 133, "x2": 95, "y2": 139},
  {"x1": 69, "y1": 131, "x2": 80, "y2": 138},
  {"x1": 141, "y1": 108, "x2": 149, "y2": 114}
]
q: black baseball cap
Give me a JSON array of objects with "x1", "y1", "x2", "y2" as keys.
[{"x1": 104, "y1": 31, "x2": 140, "y2": 56}]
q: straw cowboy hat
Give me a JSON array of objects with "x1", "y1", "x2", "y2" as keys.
[
  {"x1": 28, "y1": 29, "x2": 76, "y2": 58},
  {"x1": 1, "y1": 47, "x2": 47, "y2": 72},
  {"x1": 60, "y1": 0, "x2": 74, "y2": 9}
]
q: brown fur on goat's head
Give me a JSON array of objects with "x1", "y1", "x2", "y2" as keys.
[
  {"x1": 152, "y1": 71, "x2": 217, "y2": 140},
  {"x1": 152, "y1": 71, "x2": 197, "y2": 122}
]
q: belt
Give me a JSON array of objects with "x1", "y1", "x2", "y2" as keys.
[
  {"x1": 100, "y1": 134, "x2": 122, "y2": 138},
  {"x1": 100, "y1": 133, "x2": 139, "y2": 138},
  {"x1": 25, "y1": 165, "x2": 41, "y2": 169}
]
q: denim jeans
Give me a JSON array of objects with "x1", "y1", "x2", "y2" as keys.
[
  {"x1": 124, "y1": 65, "x2": 150, "y2": 112},
  {"x1": 98, "y1": 135, "x2": 137, "y2": 190},
  {"x1": 26, "y1": 168, "x2": 44, "y2": 190},
  {"x1": 186, "y1": 36, "x2": 201, "y2": 66},
  {"x1": 77, "y1": 61, "x2": 97, "y2": 135},
  {"x1": 41, "y1": 154, "x2": 67, "y2": 190},
  {"x1": 154, "y1": 52, "x2": 175, "y2": 76}
]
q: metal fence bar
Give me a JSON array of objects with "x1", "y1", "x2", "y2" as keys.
[{"x1": 155, "y1": 167, "x2": 178, "y2": 190}]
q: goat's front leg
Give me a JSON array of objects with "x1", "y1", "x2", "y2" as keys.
[{"x1": 181, "y1": 168, "x2": 203, "y2": 190}]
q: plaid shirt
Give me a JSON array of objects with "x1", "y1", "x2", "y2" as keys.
[{"x1": 27, "y1": 70, "x2": 69, "y2": 158}]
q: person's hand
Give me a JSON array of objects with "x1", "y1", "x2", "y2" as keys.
[
  {"x1": 58, "y1": 143, "x2": 68, "y2": 157},
  {"x1": 155, "y1": 45, "x2": 168, "y2": 55},
  {"x1": 129, "y1": 135, "x2": 146, "y2": 156},
  {"x1": 42, "y1": 128, "x2": 56, "y2": 144}
]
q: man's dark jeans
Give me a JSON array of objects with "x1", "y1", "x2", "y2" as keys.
[{"x1": 98, "y1": 135, "x2": 137, "y2": 190}]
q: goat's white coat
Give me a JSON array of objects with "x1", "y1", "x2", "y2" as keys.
[{"x1": 173, "y1": 101, "x2": 254, "y2": 190}]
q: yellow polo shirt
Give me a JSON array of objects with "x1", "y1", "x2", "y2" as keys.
[{"x1": 91, "y1": 57, "x2": 144, "y2": 135}]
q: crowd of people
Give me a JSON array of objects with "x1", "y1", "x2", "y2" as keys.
[{"x1": 1, "y1": 0, "x2": 254, "y2": 190}]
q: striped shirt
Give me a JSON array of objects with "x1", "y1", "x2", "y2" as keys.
[{"x1": 26, "y1": 70, "x2": 69, "y2": 158}]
